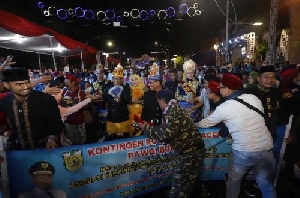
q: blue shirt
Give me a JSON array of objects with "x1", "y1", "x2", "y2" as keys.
[{"x1": 33, "y1": 83, "x2": 46, "y2": 92}]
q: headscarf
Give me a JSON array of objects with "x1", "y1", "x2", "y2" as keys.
[
  {"x1": 130, "y1": 74, "x2": 145, "y2": 90},
  {"x1": 246, "y1": 71, "x2": 258, "y2": 88}
]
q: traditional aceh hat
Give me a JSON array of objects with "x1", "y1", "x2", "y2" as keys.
[
  {"x1": 149, "y1": 62, "x2": 162, "y2": 81},
  {"x1": 2, "y1": 68, "x2": 29, "y2": 82},
  {"x1": 112, "y1": 63, "x2": 124, "y2": 78},
  {"x1": 258, "y1": 65, "x2": 275, "y2": 74},
  {"x1": 221, "y1": 73, "x2": 242, "y2": 90},
  {"x1": 183, "y1": 59, "x2": 196, "y2": 72},
  {"x1": 208, "y1": 81, "x2": 220, "y2": 94}
]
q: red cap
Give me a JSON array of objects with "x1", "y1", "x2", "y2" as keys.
[
  {"x1": 221, "y1": 73, "x2": 242, "y2": 90},
  {"x1": 52, "y1": 71, "x2": 60, "y2": 77},
  {"x1": 208, "y1": 81, "x2": 220, "y2": 94},
  {"x1": 280, "y1": 69, "x2": 293, "y2": 79},
  {"x1": 65, "y1": 74, "x2": 79, "y2": 84}
]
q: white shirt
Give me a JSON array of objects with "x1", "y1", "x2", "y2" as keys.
[
  {"x1": 63, "y1": 66, "x2": 69, "y2": 73},
  {"x1": 197, "y1": 94, "x2": 273, "y2": 152}
]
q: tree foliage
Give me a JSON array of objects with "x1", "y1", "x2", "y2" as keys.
[
  {"x1": 254, "y1": 41, "x2": 268, "y2": 60},
  {"x1": 175, "y1": 56, "x2": 184, "y2": 68}
]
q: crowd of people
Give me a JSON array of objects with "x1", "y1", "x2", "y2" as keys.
[{"x1": 0, "y1": 53, "x2": 300, "y2": 197}]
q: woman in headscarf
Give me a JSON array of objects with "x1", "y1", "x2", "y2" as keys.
[
  {"x1": 246, "y1": 71, "x2": 259, "y2": 88},
  {"x1": 129, "y1": 74, "x2": 146, "y2": 136}
]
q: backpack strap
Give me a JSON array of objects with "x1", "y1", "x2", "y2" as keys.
[{"x1": 233, "y1": 97, "x2": 265, "y2": 118}]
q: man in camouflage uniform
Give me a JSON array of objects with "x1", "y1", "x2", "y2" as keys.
[{"x1": 138, "y1": 89, "x2": 204, "y2": 198}]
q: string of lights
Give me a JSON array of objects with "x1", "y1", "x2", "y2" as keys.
[
  {"x1": 214, "y1": 35, "x2": 247, "y2": 56},
  {"x1": 37, "y1": 2, "x2": 203, "y2": 24}
]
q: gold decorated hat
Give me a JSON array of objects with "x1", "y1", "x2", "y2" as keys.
[
  {"x1": 183, "y1": 59, "x2": 196, "y2": 72},
  {"x1": 29, "y1": 161, "x2": 55, "y2": 176},
  {"x1": 112, "y1": 63, "x2": 124, "y2": 78},
  {"x1": 149, "y1": 62, "x2": 162, "y2": 81}
]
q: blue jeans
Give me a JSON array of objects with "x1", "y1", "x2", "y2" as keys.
[{"x1": 226, "y1": 149, "x2": 276, "y2": 198}]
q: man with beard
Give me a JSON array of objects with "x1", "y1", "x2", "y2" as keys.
[
  {"x1": 141, "y1": 62, "x2": 163, "y2": 125},
  {"x1": 18, "y1": 161, "x2": 66, "y2": 198},
  {"x1": 0, "y1": 68, "x2": 64, "y2": 150}
]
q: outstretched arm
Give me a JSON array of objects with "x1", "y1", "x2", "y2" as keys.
[{"x1": 60, "y1": 98, "x2": 92, "y2": 121}]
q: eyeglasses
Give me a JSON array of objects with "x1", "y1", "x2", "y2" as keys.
[{"x1": 218, "y1": 86, "x2": 226, "y2": 89}]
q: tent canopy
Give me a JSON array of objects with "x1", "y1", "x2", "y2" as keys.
[{"x1": 0, "y1": 9, "x2": 97, "y2": 57}]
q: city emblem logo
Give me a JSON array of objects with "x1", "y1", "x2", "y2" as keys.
[{"x1": 62, "y1": 149, "x2": 83, "y2": 172}]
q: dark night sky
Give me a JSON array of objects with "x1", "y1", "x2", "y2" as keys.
[{"x1": 1, "y1": 0, "x2": 272, "y2": 64}]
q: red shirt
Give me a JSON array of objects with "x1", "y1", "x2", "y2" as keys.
[
  {"x1": 63, "y1": 89, "x2": 86, "y2": 125},
  {"x1": 0, "y1": 92, "x2": 10, "y2": 126}
]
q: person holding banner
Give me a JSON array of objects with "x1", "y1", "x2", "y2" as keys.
[
  {"x1": 197, "y1": 73, "x2": 276, "y2": 198},
  {"x1": 0, "y1": 68, "x2": 64, "y2": 150},
  {"x1": 138, "y1": 89, "x2": 205, "y2": 198},
  {"x1": 18, "y1": 161, "x2": 67, "y2": 198}
]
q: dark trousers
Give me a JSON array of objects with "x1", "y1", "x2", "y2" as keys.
[
  {"x1": 85, "y1": 123, "x2": 97, "y2": 144},
  {"x1": 289, "y1": 114, "x2": 300, "y2": 143}
]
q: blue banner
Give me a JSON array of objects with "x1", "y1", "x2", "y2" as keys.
[
  {"x1": 5, "y1": 127, "x2": 287, "y2": 198},
  {"x1": 199, "y1": 128, "x2": 231, "y2": 180},
  {"x1": 7, "y1": 137, "x2": 179, "y2": 198}
]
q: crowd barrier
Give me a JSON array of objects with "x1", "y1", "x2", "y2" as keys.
[{"x1": 1, "y1": 125, "x2": 289, "y2": 198}]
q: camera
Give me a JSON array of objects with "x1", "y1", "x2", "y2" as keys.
[
  {"x1": 132, "y1": 123, "x2": 140, "y2": 129},
  {"x1": 150, "y1": 119, "x2": 160, "y2": 126}
]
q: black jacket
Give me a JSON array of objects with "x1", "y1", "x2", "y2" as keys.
[
  {"x1": 105, "y1": 84, "x2": 130, "y2": 123},
  {"x1": 244, "y1": 85, "x2": 289, "y2": 125},
  {"x1": 0, "y1": 91, "x2": 64, "y2": 150},
  {"x1": 141, "y1": 90, "x2": 162, "y2": 124}
]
